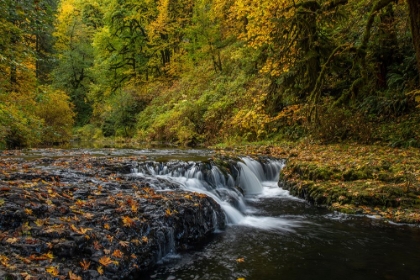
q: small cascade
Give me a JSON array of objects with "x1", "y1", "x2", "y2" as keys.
[
  {"x1": 241, "y1": 157, "x2": 265, "y2": 181},
  {"x1": 237, "y1": 162, "x2": 264, "y2": 195},
  {"x1": 131, "y1": 157, "x2": 285, "y2": 225}
]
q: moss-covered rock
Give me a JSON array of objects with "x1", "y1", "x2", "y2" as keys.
[{"x1": 277, "y1": 144, "x2": 420, "y2": 223}]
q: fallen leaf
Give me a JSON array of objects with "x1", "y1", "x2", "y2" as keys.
[
  {"x1": 68, "y1": 271, "x2": 82, "y2": 280},
  {"x1": 6, "y1": 237, "x2": 18, "y2": 244},
  {"x1": 80, "y1": 259, "x2": 90, "y2": 270},
  {"x1": 236, "y1": 258, "x2": 245, "y2": 263},
  {"x1": 122, "y1": 216, "x2": 134, "y2": 227},
  {"x1": 119, "y1": 240, "x2": 129, "y2": 248},
  {"x1": 0, "y1": 255, "x2": 9, "y2": 266},
  {"x1": 112, "y1": 249, "x2": 123, "y2": 258},
  {"x1": 99, "y1": 256, "x2": 113, "y2": 267},
  {"x1": 46, "y1": 266, "x2": 59, "y2": 276}
]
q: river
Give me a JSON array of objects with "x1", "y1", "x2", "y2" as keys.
[
  {"x1": 124, "y1": 150, "x2": 420, "y2": 280},
  {"x1": 5, "y1": 148, "x2": 420, "y2": 280}
]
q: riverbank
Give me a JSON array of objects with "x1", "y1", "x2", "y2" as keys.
[
  {"x1": 0, "y1": 153, "x2": 225, "y2": 279},
  {"x1": 216, "y1": 143, "x2": 420, "y2": 224}
]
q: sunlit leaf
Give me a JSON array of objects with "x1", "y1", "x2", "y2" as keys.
[
  {"x1": 46, "y1": 266, "x2": 59, "y2": 276},
  {"x1": 99, "y1": 256, "x2": 113, "y2": 267}
]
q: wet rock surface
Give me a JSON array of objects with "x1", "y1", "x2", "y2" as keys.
[{"x1": 0, "y1": 154, "x2": 226, "y2": 279}]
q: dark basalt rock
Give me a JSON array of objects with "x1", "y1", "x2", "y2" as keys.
[{"x1": 0, "y1": 156, "x2": 226, "y2": 279}]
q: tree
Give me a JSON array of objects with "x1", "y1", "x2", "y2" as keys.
[
  {"x1": 53, "y1": 0, "x2": 97, "y2": 125},
  {"x1": 407, "y1": 0, "x2": 420, "y2": 81}
]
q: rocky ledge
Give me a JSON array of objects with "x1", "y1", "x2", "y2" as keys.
[{"x1": 0, "y1": 155, "x2": 226, "y2": 279}]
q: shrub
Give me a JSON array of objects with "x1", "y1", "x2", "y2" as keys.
[
  {"x1": 0, "y1": 102, "x2": 43, "y2": 148},
  {"x1": 35, "y1": 86, "x2": 75, "y2": 144}
]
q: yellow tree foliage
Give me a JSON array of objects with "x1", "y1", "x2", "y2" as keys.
[{"x1": 35, "y1": 86, "x2": 75, "y2": 144}]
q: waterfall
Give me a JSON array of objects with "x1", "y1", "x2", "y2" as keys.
[
  {"x1": 237, "y1": 162, "x2": 263, "y2": 195},
  {"x1": 131, "y1": 157, "x2": 285, "y2": 225}
]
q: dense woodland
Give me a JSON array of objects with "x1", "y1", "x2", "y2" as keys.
[{"x1": 0, "y1": 0, "x2": 420, "y2": 148}]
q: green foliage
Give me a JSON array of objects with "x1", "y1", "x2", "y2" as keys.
[
  {"x1": 101, "y1": 89, "x2": 147, "y2": 138},
  {"x1": 53, "y1": 0, "x2": 97, "y2": 126}
]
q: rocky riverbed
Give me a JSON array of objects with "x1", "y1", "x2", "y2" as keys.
[{"x1": 0, "y1": 153, "x2": 225, "y2": 279}]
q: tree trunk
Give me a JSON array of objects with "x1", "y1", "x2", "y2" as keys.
[{"x1": 407, "y1": 0, "x2": 420, "y2": 81}]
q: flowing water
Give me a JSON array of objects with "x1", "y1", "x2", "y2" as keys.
[
  {"x1": 9, "y1": 148, "x2": 420, "y2": 280},
  {"x1": 128, "y1": 154, "x2": 420, "y2": 280}
]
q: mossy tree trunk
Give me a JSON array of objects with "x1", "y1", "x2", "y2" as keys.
[{"x1": 407, "y1": 0, "x2": 420, "y2": 82}]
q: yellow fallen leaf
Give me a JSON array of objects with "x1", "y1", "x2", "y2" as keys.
[
  {"x1": 97, "y1": 265, "x2": 104, "y2": 275},
  {"x1": 46, "y1": 266, "x2": 59, "y2": 276},
  {"x1": 236, "y1": 257, "x2": 245, "y2": 263}
]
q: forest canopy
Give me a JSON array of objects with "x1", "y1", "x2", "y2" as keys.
[{"x1": 0, "y1": 0, "x2": 419, "y2": 148}]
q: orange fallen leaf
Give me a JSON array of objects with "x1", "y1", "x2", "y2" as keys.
[
  {"x1": 99, "y1": 256, "x2": 113, "y2": 267},
  {"x1": 80, "y1": 259, "x2": 90, "y2": 270},
  {"x1": 69, "y1": 271, "x2": 82, "y2": 280},
  {"x1": 122, "y1": 216, "x2": 134, "y2": 227},
  {"x1": 112, "y1": 249, "x2": 123, "y2": 258}
]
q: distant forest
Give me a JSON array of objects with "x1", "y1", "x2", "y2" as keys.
[{"x1": 1, "y1": 0, "x2": 419, "y2": 148}]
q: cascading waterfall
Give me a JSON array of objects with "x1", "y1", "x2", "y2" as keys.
[
  {"x1": 130, "y1": 156, "x2": 299, "y2": 260},
  {"x1": 131, "y1": 157, "x2": 286, "y2": 224}
]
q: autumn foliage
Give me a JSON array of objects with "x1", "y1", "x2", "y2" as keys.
[{"x1": 1, "y1": 0, "x2": 420, "y2": 147}]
